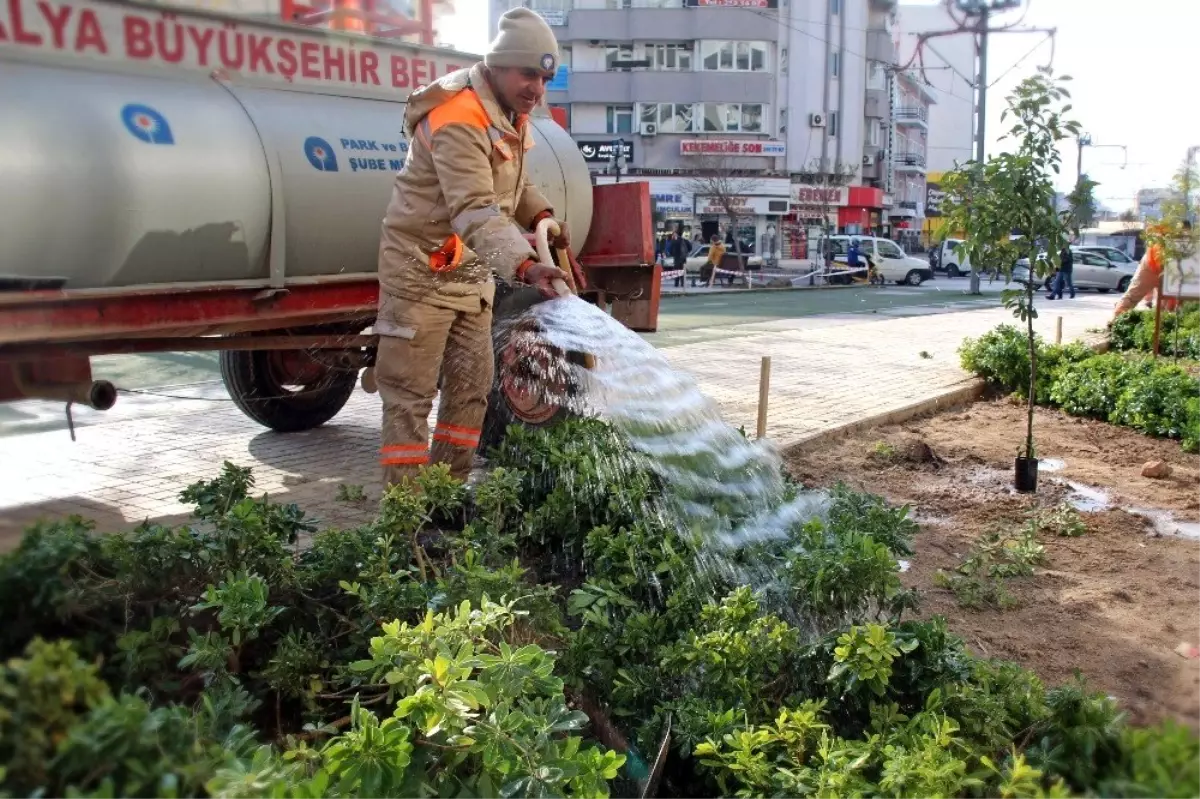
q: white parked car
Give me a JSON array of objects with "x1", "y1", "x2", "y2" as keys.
[
  {"x1": 1010, "y1": 247, "x2": 1136, "y2": 293},
  {"x1": 828, "y1": 235, "x2": 935, "y2": 286}
]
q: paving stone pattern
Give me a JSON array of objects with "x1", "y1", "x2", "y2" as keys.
[{"x1": 0, "y1": 298, "x2": 1112, "y2": 547}]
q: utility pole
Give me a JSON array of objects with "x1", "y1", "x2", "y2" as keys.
[
  {"x1": 953, "y1": 0, "x2": 1032, "y2": 294},
  {"x1": 1076, "y1": 133, "x2": 1091, "y2": 186},
  {"x1": 974, "y1": 6, "x2": 989, "y2": 166},
  {"x1": 965, "y1": 5, "x2": 990, "y2": 293}
]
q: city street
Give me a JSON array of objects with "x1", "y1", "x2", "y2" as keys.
[
  {"x1": 0, "y1": 280, "x2": 1006, "y2": 437},
  {"x1": 0, "y1": 291, "x2": 1113, "y2": 543}
]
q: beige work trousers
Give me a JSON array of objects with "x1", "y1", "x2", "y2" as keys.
[{"x1": 375, "y1": 292, "x2": 494, "y2": 487}]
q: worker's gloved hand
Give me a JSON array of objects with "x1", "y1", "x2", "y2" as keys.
[{"x1": 521, "y1": 262, "x2": 570, "y2": 299}]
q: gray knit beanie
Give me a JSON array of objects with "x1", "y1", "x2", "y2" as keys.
[{"x1": 485, "y1": 8, "x2": 559, "y2": 75}]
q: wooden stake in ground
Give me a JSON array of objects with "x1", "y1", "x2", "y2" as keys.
[
  {"x1": 1152, "y1": 273, "x2": 1165, "y2": 358},
  {"x1": 1055, "y1": 316, "x2": 1063, "y2": 344},
  {"x1": 757, "y1": 356, "x2": 771, "y2": 440}
]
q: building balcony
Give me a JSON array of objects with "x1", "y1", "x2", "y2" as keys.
[
  {"x1": 894, "y1": 106, "x2": 928, "y2": 129},
  {"x1": 555, "y1": 5, "x2": 779, "y2": 42},
  {"x1": 894, "y1": 152, "x2": 927, "y2": 173}
]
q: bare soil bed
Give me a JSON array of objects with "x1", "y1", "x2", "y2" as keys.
[{"x1": 784, "y1": 398, "x2": 1200, "y2": 729}]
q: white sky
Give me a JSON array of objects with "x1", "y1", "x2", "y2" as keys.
[{"x1": 439, "y1": 0, "x2": 1198, "y2": 211}]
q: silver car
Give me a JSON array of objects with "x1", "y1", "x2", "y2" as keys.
[{"x1": 1010, "y1": 247, "x2": 1136, "y2": 294}]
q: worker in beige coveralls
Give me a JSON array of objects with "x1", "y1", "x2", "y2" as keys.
[{"x1": 375, "y1": 8, "x2": 569, "y2": 487}]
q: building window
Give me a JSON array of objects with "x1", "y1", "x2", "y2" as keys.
[
  {"x1": 828, "y1": 111, "x2": 838, "y2": 137},
  {"x1": 647, "y1": 43, "x2": 692, "y2": 71},
  {"x1": 830, "y1": 0, "x2": 840, "y2": 13},
  {"x1": 831, "y1": 50, "x2": 840, "y2": 77},
  {"x1": 641, "y1": 103, "x2": 695, "y2": 132},
  {"x1": 699, "y1": 40, "x2": 767, "y2": 72},
  {"x1": 605, "y1": 44, "x2": 634, "y2": 71},
  {"x1": 867, "y1": 119, "x2": 881, "y2": 147},
  {"x1": 559, "y1": 46, "x2": 572, "y2": 68},
  {"x1": 700, "y1": 103, "x2": 764, "y2": 133},
  {"x1": 607, "y1": 105, "x2": 634, "y2": 134}
]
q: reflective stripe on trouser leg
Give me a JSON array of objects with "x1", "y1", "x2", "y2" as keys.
[
  {"x1": 431, "y1": 301, "x2": 494, "y2": 480},
  {"x1": 375, "y1": 295, "x2": 455, "y2": 488}
]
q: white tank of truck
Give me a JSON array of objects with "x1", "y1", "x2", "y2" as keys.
[{"x1": 0, "y1": 0, "x2": 594, "y2": 289}]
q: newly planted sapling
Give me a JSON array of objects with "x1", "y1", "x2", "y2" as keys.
[{"x1": 941, "y1": 71, "x2": 1080, "y2": 490}]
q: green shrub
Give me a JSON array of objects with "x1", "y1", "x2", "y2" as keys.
[
  {"x1": 1049, "y1": 354, "x2": 1150, "y2": 420},
  {"x1": 962, "y1": 325, "x2": 1200, "y2": 452},
  {"x1": 1111, "y1": 361, "x2": 1200, "y2": 444},
  {"x1": 1110, "y1": 305, "x2": 1200, "y2": 359},
  {"x1": 1, "y1": 422, "x2": 1197, "y2": 798},
  {"x1": 959, "y1": 325, "x2": 1092, "y2": 404}
]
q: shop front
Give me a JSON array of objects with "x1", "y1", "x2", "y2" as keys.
[
  {"x1": 838, "y1": 186, "x2": 885, "y2": 236},
  {"x1": 693, "y1": 185, "x2": 791, "y2": 260}
]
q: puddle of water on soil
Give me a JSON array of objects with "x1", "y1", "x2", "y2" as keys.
[
  {"x1": 1064, "y1": 481, "x2": 1112, "y2": 512},
  {"x1": 1038, "y1": 458, "x2": 1066, "y2": 472},
  {"x1": 1060, "y1": 481, "x2": 1199, "y2": 540},
  {"x1": 898, "y1": 559, "x2": 912, "y2": 573},
  {"x1": 1124, "y1": 507, "x2": 1200, "y2": 540}
]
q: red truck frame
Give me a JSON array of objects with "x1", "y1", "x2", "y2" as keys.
[{"x1": 0, "y1": 182, "x2": 658, "y2": 443}]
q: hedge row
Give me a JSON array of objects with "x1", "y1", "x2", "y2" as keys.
[
  {"x1": 1, "y1": 419, "x2": 1197, "y2": 797},
  {"x1": 960, "y1": 325, "x2": 1200, "y2": 452},
  {"x1": 1109, "y1": 304, "x2": 1200, "y2": 360}
]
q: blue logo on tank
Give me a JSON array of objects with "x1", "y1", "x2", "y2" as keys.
[
  {"x1": 121, "y1": 104, "x2": 174, "y2": 145},
  {"x1": 304, "y1": 136, "x2": 339, "y2": 172}
]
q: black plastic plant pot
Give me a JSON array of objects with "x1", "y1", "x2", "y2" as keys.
[{"x1": 1014, "y1": 456, "x2": 1039, "y2": 493}]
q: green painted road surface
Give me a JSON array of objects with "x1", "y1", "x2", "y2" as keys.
[{"x1": 645, "y1": 281, "x2": 1003, "y2": 348}]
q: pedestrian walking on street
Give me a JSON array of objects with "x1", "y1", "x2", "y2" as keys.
[
  {"x1": 1049, "y1": 245, "x2": 1075, "y2": 299},
  {"x1": 670, "y1": 232, "x2": 688, "y2": 287},
  {"x1": 374, "y1": 7, "x2": 569, "y2": 489}
]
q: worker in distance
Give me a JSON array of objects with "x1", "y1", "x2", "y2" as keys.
[{"x1": 374, "y1": 7, "x2": 570, "y2": 490}]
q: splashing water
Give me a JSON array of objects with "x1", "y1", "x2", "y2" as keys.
[{"x1": 494, "y1": 295, "x2": 829, "y2": 555}]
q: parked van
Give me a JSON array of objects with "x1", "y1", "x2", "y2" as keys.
[
  {"x1": 829, "y1": 236, "x2": 936, "y2": 286},
  {"x1": 930, "y1": 238, "x2": 972, "y2": 277}
]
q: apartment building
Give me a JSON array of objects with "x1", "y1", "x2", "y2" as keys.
[
  {"x1": 489, "y1": 0, "x2": 908, "y2": 250},
  {"x1": 894, "y1": 1, "x2": 976, "y2": 175},
  {"x1": 886, "y1": 69, "x2": 934, "y2": 247}
]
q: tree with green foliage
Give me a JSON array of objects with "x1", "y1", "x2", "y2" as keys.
[
  {"x1": 940, "y1": 71, "x2": 1081, "y2": 471},
  {"x1": 1064, "y1": 174, "x2": 1100, "y2": 238}
]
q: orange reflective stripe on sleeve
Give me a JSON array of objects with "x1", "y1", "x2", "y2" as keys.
[{"x1": 433, "y1": 423, "x2": 481, "y2": 448}]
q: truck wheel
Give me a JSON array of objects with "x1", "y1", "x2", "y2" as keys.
[
  {"x1": 480, "y1": 282, "x2": 586, "y2": 453},
  {"x1": 905, "y1": 270, "x2": 924, "y2": 286},
  {"x1": 945, "y1": 263, "x2": 960, "y2": 278},
  {"x1": 220, "y1": 347, "x2": 358, "y2": 433}
]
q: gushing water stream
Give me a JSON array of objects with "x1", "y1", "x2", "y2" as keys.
[{"x1": 495, "y1": 295, "x2": 829, "y2": 554}]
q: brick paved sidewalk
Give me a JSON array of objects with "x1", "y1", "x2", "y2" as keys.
[{"x1": 0, "y1": 296, "x2": 1112, "y2": 547}]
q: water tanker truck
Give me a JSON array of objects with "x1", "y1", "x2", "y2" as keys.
[{"x1": 0, "y1": 0, "x2": 660, "y2": 445}]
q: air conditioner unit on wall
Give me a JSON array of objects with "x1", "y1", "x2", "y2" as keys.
[
  {"x1": 809, "y1": 113, "x2": 825, "y2": 128},
  {"x1": 641, "y1": 122, "x2": 658, "y2": 136},
  {"x1": 862, "y1": 154, "x2": 875, "y2": 166}
]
